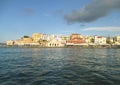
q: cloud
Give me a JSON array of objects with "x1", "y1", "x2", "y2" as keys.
[
  {"x1": 65, "y1": 0, "x2": 120, "y2": 23},
  {"x1": 83, "y1": 27, "x2": 120, "y2": 31}
]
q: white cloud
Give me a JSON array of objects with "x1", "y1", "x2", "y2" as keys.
[{"x1": 83, "y1": 27, "x2": 120, "y2": 31}]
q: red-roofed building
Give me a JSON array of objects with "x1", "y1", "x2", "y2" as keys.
[{"x1": 66, "y1": 34, "x2": 86, "y2": 45}]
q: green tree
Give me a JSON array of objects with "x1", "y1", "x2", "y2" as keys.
[
  {"x1": 106, "y1": 36, "x2": 111, "y2": 44},
  {"x1": 23, "y1": 36, "x2": 30, "y2": 38},
  {"x1": 90, "y1": 38, "x2": 94, "y2": 43},
  {"x1": 38, "y1": 39, "x2": 48, "y2": 46},
  {"x1": 21, "y1": 36, "x2": 30, "y2": 40},
  {"x1": 113, "y1": 37, "x2": 117, "y2": 44}
]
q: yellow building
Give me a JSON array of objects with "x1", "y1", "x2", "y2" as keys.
[
  {"x1": 70, "y1": 34, "x2": 85, "y2": 40},
  {"x1": 116, "y1": 36, "x2": 120, "y2": 42},
  {"x1": 14, "y1": 40, "x2": 24, "y2": 45},
  {"x1": 32, "y1": 33, "x2": 43, "y2": 42},
  {"x1": 22, "y1": 37, "x2": 33, "y2": 43},
  {"x1": 14, "y1": 37, "x2": 33, "y2": 45},
  {"x1": 115, "y1": 36, "x2": 120, "y2": 45}
]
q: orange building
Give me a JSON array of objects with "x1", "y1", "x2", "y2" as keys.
[
  {"x1": 70, "y1": 34, "x2": 84, "y2": 40},
  {"x1": 67, "y1": 34, "x2": 86, "y2": 45}
]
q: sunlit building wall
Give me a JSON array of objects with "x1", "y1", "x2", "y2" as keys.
[
  {"x1": 6, "y1": 40, "x2": 14, "y2": 45},
  {"x1": 94, "y1": 36, "x2": 106, "y2": 45},
  {"x1": 46, "y1": 39, "x2": 65, "y2": 47},
  {"x1": 32, "y1": 33, "x2": 43, "y2": 42}
]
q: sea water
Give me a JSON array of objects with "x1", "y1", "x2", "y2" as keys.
[{"x1": 0, "y1": 47, "x2": 120, "y2": 85}]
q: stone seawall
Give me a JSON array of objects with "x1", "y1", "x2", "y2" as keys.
[
  {"x1": 1, "y1": 45, "x2": 120, "y2": 48},
  {"x1": 66, "y1": 45, "x2": 120, "y2": 48}
]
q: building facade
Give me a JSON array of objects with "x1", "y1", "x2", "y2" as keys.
[
  {"x1": 66, "y1": 34, "x2": 86, "y2": 45},
  {"x1": 6, "y1": 40, "x2": 14, "y2": 45},
  {"x1": 32, "y1": 33, "x2": 43, "y2": 42},
  {"x1": 94, "y1": 36, "x2": 106, "y2": 45},
  {"x1": 46, "y1": 39, "x2": 64, "y2": 47}
]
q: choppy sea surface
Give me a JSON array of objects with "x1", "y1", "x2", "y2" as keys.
[{"x1": 0, "y1": 47, "x2": 120, "y2": 85}]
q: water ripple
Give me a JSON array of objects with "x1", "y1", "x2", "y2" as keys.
[{"x1": 0, "y1": 48, "x2": 120, "y2": 85}]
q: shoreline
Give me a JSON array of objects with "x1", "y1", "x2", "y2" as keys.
[{"x1": 0, "y1": 45, "x2": 120, "y2": 48}]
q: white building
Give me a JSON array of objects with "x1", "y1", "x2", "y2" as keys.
[
  {"x1": 94, "y1": 36, "x2": 106, "y2": 45},
  {"x1": 46, "y1": 39, "x2": 65, "y2": 47},
  {"x1": 6, "y1": 40, "x2": 14, "y2": 45},
  {"x1": 42, "y1": 34, "x2": 55, "y2": 41}
]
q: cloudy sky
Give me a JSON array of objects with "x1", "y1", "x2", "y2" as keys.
[{"x1": 0, "y1": 0, "x2": 120, "y2": 42}]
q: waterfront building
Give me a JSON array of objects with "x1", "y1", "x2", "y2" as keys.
[
  {"x1": 42, "y1": 34, "x2": 60, "y2": 41},
  {"x1": 14, "y1": 37, "x2": 39, "y2": 46},
  {"x1": 14, "y1": 40, "x2": 24, "y2": 45},
  {"x1": 85, "y1": 36, "x2": 95, "y2": 45},
  {"x1": 94, "y1": 36, "x2": 106, "y2": 45},
  {"x1": 116, "y1": 36, "x2": 120, "y2": 42},
  {"x1": 61, "y1": 35, "x2": 70, "y2": 41},
  {"x1": 54, "y1": 35, "x2": 62, "y2": 41},
  {"x1": 115, "y1": 35, "x2": 120, "y2": 45},
  {"x1": 42, "y1": 34, "x2": 51, "y2": 41},
  {"x1": 32, "y1": 33, "x2": 43, "y2": 42},
  {"x1": 66, "y1": 38, "x2": 86, "y2": 45},
  {"x1": 46, "y1": 38, "x2": 64, "y2": 47},
  {"x1": 110, "y1": 38, "x2": 114, "y2": 44},
  {"x1": 70, "y1": 34, "x2": 85, "y2": 40},
  {"x1": 61, "y1": 35, "x2": 70, "y2": 45},
  {"x1": 22, "y1": 37, "x2": 33, "y2": 43},
  {"x1": 6, "y1": 40, "x2": 14, "y2": 45},
  {"x1": 66, "y1": 34, "x2": 86, "y2": 45},
  {"x1": 7, "y1": 33, "x2": 120, "y2": 47}
]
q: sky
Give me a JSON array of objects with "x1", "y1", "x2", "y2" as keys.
[{"x1": 0, "y1": 0, "x2": 120, "y2": 42}]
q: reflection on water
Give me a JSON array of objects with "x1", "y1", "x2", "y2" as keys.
[{"x1": 0, "y1": 48, "x2": 120, "y2": 85}]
